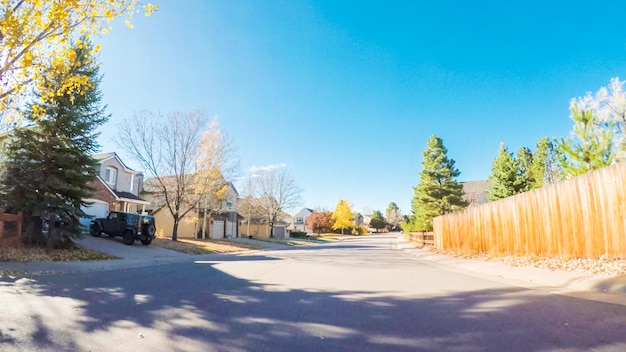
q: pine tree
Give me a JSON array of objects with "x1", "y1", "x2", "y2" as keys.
[
  {"x1": 410, "y1": 135, "x2": 467, "y2": 231},
  {"x1": 488, "y1": 143, "x2": 520, "y2": 200},
  {"x1": 515, "y1": 147, "x2": 533, "y2": 193},
  {"x1": 369, "y1": 210, "x2": 386, "y2": 232},
  {"x1": 530, "y1": 137, "x2": 562, "y2": 187},
  {"x1": 0, "y1": 39, "x2": 108, "y2": 248},
  {"x1": 331, "y1": 200, "x2": 354, "y2": 235},
  {"x1": 555, "y1": 104, "x2": 614, "y2": 178}
]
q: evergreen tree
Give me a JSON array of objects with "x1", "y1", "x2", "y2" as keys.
[
  {"x1": 515, "y1": 146, "x2": 533, "y2": 193},
  {"x1": 530, "y1": 137, "x2": 562, "y2": 187},
  {"x1": 369, "y1": 210, "x2": 386, "y2": 232},
  {"x1": 555, "y1": 104, "x2": 614, "y2": 178},
  {"x1": 488, "y1": 143, "x2": 520, "y2": 200},
  {"x1": 410, "y1": 135, "x2": 467, "y2": 231},
  {"x1": 0, "y1": 39, "x2": 108, "y2": 248}
]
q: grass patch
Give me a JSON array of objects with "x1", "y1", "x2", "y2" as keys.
[
  {"x1": 0, "y1": 244, "x2": 116, "y2": 263},
  {"x1": 152, "y1": 237, "x2": 263, "y2": 254}
]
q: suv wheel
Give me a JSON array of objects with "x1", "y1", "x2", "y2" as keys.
[
  {"x1": 141, "y1": 238, "x2": 152, "y2": 245},
  {"x1": 90, "y1": 224, "x2": 102, "y2": 237},
  {"x1": 122, "y1": 230, "x2": 135, "y2": 245}
]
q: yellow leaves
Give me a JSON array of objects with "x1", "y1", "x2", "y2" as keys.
[
  {"x1": 0, "y1": 0, "x2": 157, "y2": 122},
  {"x1": 22, "y1": 51, "x2": 34, "y2": 67},
  {"x1": 143, "y1": 3, "x2": 158, "y2": 16},
  {"x1": 104, "y1": 8, "x2": 115, "y2": 19},
  {"x1": 125, "y1": 19, "x2": 134, "y2": 29},
  {"x1": 31, "y1": 104, "x2": 46, "y2": 121}
]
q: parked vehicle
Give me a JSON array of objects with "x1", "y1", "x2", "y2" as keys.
[{"x1": 90, "y1": 211, "x2": 156, "y2": 245}]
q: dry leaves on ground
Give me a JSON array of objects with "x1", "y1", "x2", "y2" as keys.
[
  {"x1": 0, "y1": 245, "x2": 116, "y2": 263},
  {"x1": 428, "y1": 246, "x2": 626, "y2": 276},
  {"x1": 152, "y1": 238, "x2": 263, "y2": 254}
]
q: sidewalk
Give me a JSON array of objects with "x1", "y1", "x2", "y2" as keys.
[{"x1": 393, "y1": 234, "x2": 626, "y2": 297}]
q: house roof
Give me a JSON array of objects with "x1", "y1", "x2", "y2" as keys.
[
  {"x1": 115, "y1": 191, "x2": 149, "y2": 204},
  {"x1": 210, "y1": 211, "x2": 244, "y2": 220},
  {"x1": 92, "y1": 152, "x2": 138, "y2": 173},
  {"x1": 227, "y1": 181, "x2": 239, "y2": 197},
  {"x1": 294, "y1": 208, "x2": 314, "y2": 217},
  {"x1": 142, "y1": 174, "x2": 233, "y2": 193},
  {"x1": 94, "y1": 175, "x2": 150, "y2": 205}
]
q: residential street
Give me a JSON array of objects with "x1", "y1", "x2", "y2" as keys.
[{"x1": 2, "y1": 234, "x2": 626, "y2": 351}]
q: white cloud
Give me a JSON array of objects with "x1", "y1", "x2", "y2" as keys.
[{"x1": 248, "y1": 163, "x2": 286, "y2": 173}]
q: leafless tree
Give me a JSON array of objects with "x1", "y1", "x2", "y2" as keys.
[
  {"x1": 116, "y1": 110, "x2": 239, "y2": 241},
  {"x1": 252, "y1": 166, "x2": 302, "y2": 237}
]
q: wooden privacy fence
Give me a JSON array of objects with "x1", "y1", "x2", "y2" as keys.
[
  {"x1": 433, "y1": 162, "x2": 626, "y2": 258},
  {"x1": 407, "y1": 232, "x2": 434, "y2": 246},
  {"x1": 0, "y1": 208, "x2": 23, "y2": 247}
]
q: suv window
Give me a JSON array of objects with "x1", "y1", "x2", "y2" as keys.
[{"x1": 126, "y1": 213, "x2": 138, "y2": 225}]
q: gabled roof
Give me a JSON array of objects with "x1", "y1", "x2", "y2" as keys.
[
  {"x1": 227, "y1": 181, "x2": 239, "y2": 197},
  {"x1": 92, "y1": 152, "x2": 137, "y2": 173},
  {"x1": 94, "y1": 175, "x2": 149, "y2": 205},
  {"x1": 294, "y1": 208, "x2": 314, "y2": 217}
]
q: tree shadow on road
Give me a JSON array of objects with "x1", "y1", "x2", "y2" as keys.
[{"x1": 2, "y1": 254, "x2": 626, "y2": 352}]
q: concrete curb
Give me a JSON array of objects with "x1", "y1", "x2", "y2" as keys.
[{"x1": 393, "y1": 235, "x2": 626, "y2": 297}]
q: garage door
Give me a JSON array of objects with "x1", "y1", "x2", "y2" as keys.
[
  {"x1": 273, "y1": 226, "x2": 285, "y2": 238},
  {"x1": 212, "y1": 220, "x2": 224, "y2": 239},
  {"x1": 80, "y1": 200, "x2": 110, "y2": 227}
]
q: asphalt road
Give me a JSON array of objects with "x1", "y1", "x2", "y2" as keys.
[{"x1": 2, "y1": 234, "x2": 626, "y2": 351}]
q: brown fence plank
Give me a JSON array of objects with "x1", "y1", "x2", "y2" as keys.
[{"x1": 434, "y1": 163, "x2": 626, "y2": 258}]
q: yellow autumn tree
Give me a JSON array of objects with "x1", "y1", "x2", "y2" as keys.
[
  {"x1": 331, "y1": 199, "x2": 354, "y2": 235},
  {"x1": 0, "y1": 0, "x2": 158, "y2": 124}
]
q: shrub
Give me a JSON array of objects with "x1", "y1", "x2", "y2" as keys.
[{"x1": 291, "y1": 231, "x2": 309, "y2": 238}]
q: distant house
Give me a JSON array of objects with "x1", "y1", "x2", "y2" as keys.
[
  {"x1": 292, "y1": 208, "x2": 314, "y2": 233},
  {"x1": 240, "y1": 215, "x2": 291, "y2": 239},
  {"x1": 361, "y1": 214, "x2": 372, "y2": 227},
  {"x1": 80, "y1": 152, "x2": 150, "y2": 226},
  {"x1": 239, "y1": 199, "x2": 292, "y2": 239},
  {"x1": 462, "y1": 180, "x2": 491, "y2": 206},
  {"x1": 142, "y1": 178, "x2": 241, "y2": 239},
  {"x1": 353, "y1": 213, "x2": 364, "y2": 227}
]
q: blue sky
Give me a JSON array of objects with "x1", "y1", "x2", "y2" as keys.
[{"x1": 95, "y1": 0, "x2": 626, "y2": 215}]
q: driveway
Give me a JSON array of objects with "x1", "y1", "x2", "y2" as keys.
[
  {"x1": 0, "y1": 235, "x2": 192, "y2": 275},
  {"x1": 76, "y1": 234, "x2": 190, "y2": 260}
]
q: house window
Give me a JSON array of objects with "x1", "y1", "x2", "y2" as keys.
[
  {"x1": 296, "y1": 217, "x2": 303, "y2": 224},
  {"x1": 225, "y1": 197, "x2": 233, "y2": 209},
  {"x1": 104, "y1": 167, "x2": 117, "y2": 186}
]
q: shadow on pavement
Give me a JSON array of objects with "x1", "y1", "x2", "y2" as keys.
[{"x1": 2, "y1": 254, "x2": 626, "y2": 352}]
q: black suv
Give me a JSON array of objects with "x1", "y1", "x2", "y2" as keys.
[{"x1": 90, "y1": 211, "x2": 156, "y2": 245}]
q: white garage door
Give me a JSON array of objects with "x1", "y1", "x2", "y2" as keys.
[
  {"x1": 80, "y1": 200, "x2": 110, "y2": 227},
  {"x1": 212, "y1": 220, "x2": 225, "y2": 239},
  {"x1": 273, "y1": 226, "x2": 285, "y2": 238}
]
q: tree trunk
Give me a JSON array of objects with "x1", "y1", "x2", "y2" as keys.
[
  {"x1": 172, "y1": 218, "x2": 179, "y2": 241},
  {"x1": 23, "y1": 214, "x2": 45, "y2": 246},
  {"x1": 46, "y1": 224, "x2": 56, "y2": 252}
]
